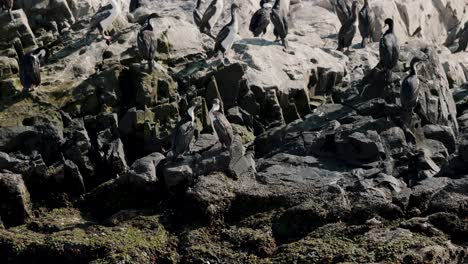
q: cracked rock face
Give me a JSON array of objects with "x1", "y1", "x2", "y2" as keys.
[{"x1": 0, "y1": 0, "x2": 467, "y2": 263}]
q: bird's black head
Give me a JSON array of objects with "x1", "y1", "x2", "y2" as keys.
[
  {"x1": 32, "y1": 47, "x2": 48, "y2": 64},
  {"x1": 231, "y1": 3, "x2": 240, "y2": 10},
  {"x1": 384, "y1": 18, "x2": 394, "y2": 27}
]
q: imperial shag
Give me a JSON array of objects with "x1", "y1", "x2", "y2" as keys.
[
  {"x1": 88, "y1": 0, "x2": 121, "y2": 44},
  {"x1": 455, "y1": 21, "x2": 468, "y2": 53},
  {"x1": 19, "y1": 47, "x2": 48, "y2": 92},
  {"x1": 193, "y1": 0, "x2": 204, "y2": 28},
  {"x1": 358, "y1": 0, "x2": 374, "y2": 48},
  {"x1": 379, "y1": 18, "x2": 399, "y2": 81},
  {"x1": 335, "y1": 0, "x2": 351, "y2": 26},
  {"x1": 209, "y1": 98, "x2": 234, "y2": 150},
  {"x1": 0, "y1": 0, "x2": 13, "y2": 19},
  {"x1": 401, "y1": 57, "x2": 424, "y2": 127},
  {"x1": 171, "y1": 105, "x2": 198, "y2": 161},
  {"x1": 213, "y1": 3, "x2": 239, "y2": 57},
  {"x1": 199, "y1": 0, "x2": 224, "y2": 37},
  {"x1": 249, "y1": 1, "x2": 271, "y2": 38},
  {"x1": 137, "y1": 13, "x2": 158, "y2": 72},
  {"x1": 337, "y1": 0, "x2": 358, "y2": 52},
  {"x1": 271, "y1": 0, "x2": 289, "y2": 49}
]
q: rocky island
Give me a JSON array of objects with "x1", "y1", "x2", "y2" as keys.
[{"x1": 0, "y1": 0, "x2": 467, "y2": 263}]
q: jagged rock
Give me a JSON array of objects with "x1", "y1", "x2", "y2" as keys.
[
  {"x1": 335, "y1": 128, "x2": 385, "y2": 166},
  {"x1": 118, "y1": 107, "x2": 155, "y2": 136},
  {"x1": 213, "y1": 63, "x2": 245, "y2": 110},
  {"x1": 63, "y1": 118, "x2": 95, "y2": 179},
  {"x1": 63, "y1": 159, "x2": 86, "y2": 195},
  {"x1": 0, "y1": 116, "x2": 64, "y2": 162},
  {"x1": 118, "y1": 152, "x2": 165, "y2": 190},
  {"x1": 16, "y1": 0, "x2": 75, "y2": 32},
  {"x1": 0, "y1": 172, "x2": 31, "y2": 227},
  {"x1": 0, "y1": 56, "x2": 18, "y2": 79},
  {"x1": 64, "y1": 65, "x2": 122, "y2": 116},
  {"x1": 104, "y1": 139, "x2": 128, "y2": 176},
  {"x1": 428, "y1": 176, "x2": 468, "y2": 216},
  {"x1": 129, "y1": 64, "x2": 177, "y2": 108},
  {"x1": 423, "y1": 125, "x2": 457, "y2": 154},
  {"x1": 164, "y1": 162, "x2": 194, "y2": 191},
  {"x1": 0, "y1": 10, "x2": 37, "y2": 54},
  {"x1": 151, "y1": 16, "x2": 205, "y2": 63}
]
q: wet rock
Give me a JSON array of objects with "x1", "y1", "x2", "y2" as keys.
[
  {"x1": 273, "y1": 201, "x2": 328, "y2": 242},
  {"x1": 186, "y1": 172, "x2": 236, "y2": 219},
  {"x1": 0, "y1": 172, "x2": 31, "y2": 227}
]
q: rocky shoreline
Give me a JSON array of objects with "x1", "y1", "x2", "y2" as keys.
[{"x1": 0, "y1": 0, "x2": 468, "y2": 263}]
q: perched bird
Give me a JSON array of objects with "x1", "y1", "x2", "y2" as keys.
[
  {"x1": 193, "y1": 0, "x2": 203, "y2": 28},
  {"x1": 88, "y1": 0, "x2": 121, "y2": 45},
  {"x1": 0, "y1": 0, "x2": 13, "y2": 19},
  {"x1": 379, "y1": 18, "x2": 399, "y2": 81},
  {"x1": 335, "y1": 0, "x2": 351, "y2": 26},
  {"x1": 129, "y1": 0, "x2": 140, "y2": 13},
  {"x1": 358, "y1": 0, "x2": 374, "y2": 48},
  {"x1": 249, "y1": 1, "x2": 271, "y2": 38},
  {"x1": 209, "y1": 98, "x2": 234, "y2": 150},
  {"x1": 455, "y1": 21, "x2": 468, "y2": 53},
  {"x1": 400, "y1": 57, "x2": 424, "y2": 127},
  {"x1": 199, "y1": 0, "x2": 224, "y2": 37},
  {"x1": 337, "y1": 0, "x2": 358, "y2": 52},
  {"x1": 171, "y1": 105, "x2": 198, "y2": 161},
  {"x1": 19, "y1": 47, "x2": 48, "y2": 92},
  {"x1": 270, "y1": 0, "x2": 289, "y2": 49},
  {"x1": 137, "y1": 13, "x2": 158, "y2": 72},
  {"x1": 213, "y1": 3, "x2": 239, "y2": 57}
]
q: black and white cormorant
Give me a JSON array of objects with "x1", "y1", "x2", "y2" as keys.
[
  {"x1": 129, "y1": 0, "x2": 140, "y2": 13},
  {"x1": 19, "y1": 47, "x2": 48, "y2": 92},
  {"x1": 401, "y1": 57, "x2": 424, "y2": 126},
  {"x1": 335, "y1": 0, "x2": 351, "y2": 26},
  {"x1": 209, "y1": 98, "x2": 234, "y2": 150},
  {"x1": 358, "y1": 0, "x2": 374, "y2": 48},
  {"x1": 88, "y1": 0, "x2": 121, "y2": 44},
  {"x1": 199, "y1": 0, "x2": 224, "y2": 37},
  {"x1": 379, "y1": 18, "x2": 399, "y2": 81},
  {"x1": 249, "y1": 1, "x2": 271, "y2": 38},
  {"x1": 337, "y1": 0, "x2": 358, "y2": 52},
  {"x1": 137, "y1": 13, "x2": 158, "y2": 72},
  {"x1": 271, "y1": 0, "x2": 289, "y2": 49},
  {"x1": 0, "y1": 0, "x2": 13, "y2": 19},
  {"x1": 171, "y1": 105, "x2": 198, "y2": 161},
  {"x1": 193, "y1": 0, "x2": 203, "y2": 28},
  {"x1": 455, "y1": 21, "x2": 468, "y2": 53},
  {"x1": 213, "y1": 3, "x2": 239, "y2": 57}
]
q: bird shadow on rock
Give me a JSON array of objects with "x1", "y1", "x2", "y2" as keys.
[{"x1": 237, "y1": 38, "x2": 279, "y2": 47}]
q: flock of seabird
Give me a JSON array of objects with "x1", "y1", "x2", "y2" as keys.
[{"x1": 1, "y1": 0, "x2": 467, "y2": 158}]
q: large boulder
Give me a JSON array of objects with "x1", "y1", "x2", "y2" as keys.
[{"x1": 0, "y1": 172, "x2": 32, "y2": 227}]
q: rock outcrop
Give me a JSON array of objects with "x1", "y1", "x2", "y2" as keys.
[{"x1": 0, "y1": 0, "x2": 467, "y2": 263}]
